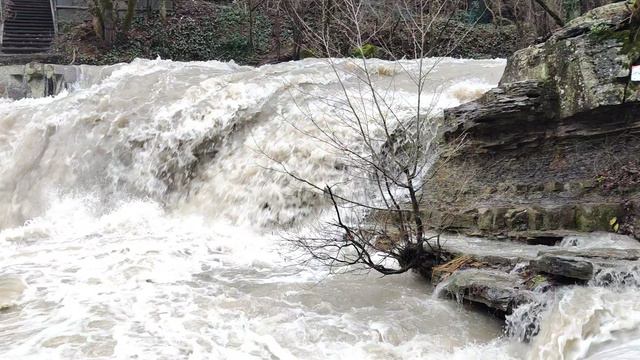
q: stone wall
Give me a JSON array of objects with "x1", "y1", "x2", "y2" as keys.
[{"x1": 421, "y1": 2, "x2": 640, "y2": 242}]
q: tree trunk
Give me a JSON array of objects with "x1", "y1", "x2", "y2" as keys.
[
  {"x1": 124, "y1": 0, "x2": 137, "y2": 33},
  {"x1": 532, "y1": 0, "x2": 565, "y2": 27},
  {"x1": 282, "y1": 0, "x2": 304, "y2": 60},
  {"x1": 273, "y1": 8, "x2": 282, "y2": 60},
  {"x1": 160, "y1": 0, "x2": 167, "y2": 23},
  {"x1": 632, "y1": 0, "x2": 640, "y2": 25},
  {"x1": 100, "y1": 0, "x2": 115, "y2": 46},
  {"x1": 248, "y1": 7, "x2": 255, "y2": 50}
]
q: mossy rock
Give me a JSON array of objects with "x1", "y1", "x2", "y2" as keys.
[
  {"x1": 528, "y1": 274, "x2": 550, "y2": 291},
  {"x1": 351, "y1": 43, "x2": 379, "y2": 59},
  {"x1": 527, "y1": 207, "x2": 544, "y2": 231},
  {"x1": 444, "y1": 210, "x2": 478, "y2": 229},
  {"x1": 590, "y1": 27, "x2": 640, "y2": 59},
  {"x1": 477, "y1": 208, "x2": 493, "y2": 231},
  {"x1": 505, "y1": 208, "x2": 529, "y2": 231},
  {"x1": 575, "y1": 203, "x2": 624, "y2": 232},
  {"x1": 299, "y1": 49, "x2": 317, "y2": 59},
  {"x1": 542, "y1": 205, "x2": 576, "y2": 230}
]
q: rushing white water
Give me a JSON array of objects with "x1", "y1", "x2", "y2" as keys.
[{"x1": 0, "y1": 57, "x2": 638, "y2": 359}]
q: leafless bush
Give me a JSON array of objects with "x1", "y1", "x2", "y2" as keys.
[{"x1": 259, "y1": 0, "x2": 479, "y2": 275}]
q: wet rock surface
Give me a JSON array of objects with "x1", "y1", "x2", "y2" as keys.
[
  {"x1": 530, "y1": 254, "x2": 594, "y2": 281},
  {"x1": 439, "y1": 269, "x2": 534, "y2": 313},
  {"x1": 432, "y1": 233, "x2": 640, "y2": 314}
]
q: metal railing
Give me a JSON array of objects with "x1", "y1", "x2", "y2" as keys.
[
  {"x1": 50, "y1": 0, "x2": 58, "y2": 34},
  {"x1": 0, "y1": 0, "x2": 4, "y2": 47}
]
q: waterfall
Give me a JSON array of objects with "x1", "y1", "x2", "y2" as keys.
[
  {"x1": 0, "y1": 58, "x2": 501, "y2": 229},
  {"x1": 1, "y1": 57, "x2": 638, "y2": 359}
]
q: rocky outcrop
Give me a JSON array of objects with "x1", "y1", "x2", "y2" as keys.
[
  {"x1": 438, "y1": 269, "x2": 535, "y2": 313},
  {"x1": 501, "y1": 2, "x2": 639, "y2": 117},
  {"x1": 432, "y1": 233, "x2": 640, "y2": 315},
  {"x1": 422, "y1": 2, "x2": 640, "y2": 242},
  {"x1": 422, "y1": 3, "x2": 640, "y2": 316}
]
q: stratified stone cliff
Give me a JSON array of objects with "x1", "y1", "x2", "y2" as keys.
[{"x1": 423, "y1": 2, "x2": 640, "y2": 242}]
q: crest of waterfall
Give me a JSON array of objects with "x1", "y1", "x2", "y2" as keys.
[{"x1": 0, "y1": 57, "x2": 502, "y2": 229}]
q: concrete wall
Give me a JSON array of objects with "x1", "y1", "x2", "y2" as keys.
[
  {"x1": 0, "y1": 63, "x2": 76, "y2": 98},
  {"x1": 0, "y1": 63, "x2": 121, "y2": 99}
]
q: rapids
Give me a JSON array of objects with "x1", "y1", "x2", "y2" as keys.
[{"x1": 0, "y1": 57, "x2": 638, "y2": 359}]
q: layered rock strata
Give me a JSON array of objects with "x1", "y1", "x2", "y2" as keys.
[{"x1": 423, "y1": 2, "x2": 640, "y2": 242}]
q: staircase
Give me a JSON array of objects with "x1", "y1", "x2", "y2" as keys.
[{"x1": 2, "y1": 0, "x2": 55, "y2": 54}]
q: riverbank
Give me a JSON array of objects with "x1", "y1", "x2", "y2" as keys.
[{"x1": 49, "y1": 0, "x2": 519, "y2": 66}]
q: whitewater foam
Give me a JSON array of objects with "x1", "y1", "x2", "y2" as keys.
[{"x1": 3, "y1": 57, "x2": 638, "y2": 360}]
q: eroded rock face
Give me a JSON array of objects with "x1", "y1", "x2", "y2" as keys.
[
  {"x1": 422, "y1": 3, "x2": 640, "y2": 241},
  {"x1": 440, "y1": 269, "x2": 534, "y2": 313},
  {"x1": 433, "y1": 236, "x2": 640, "y2": 314}
]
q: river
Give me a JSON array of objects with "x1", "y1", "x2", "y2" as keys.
[{"x1": 0, "y1": 58, "x2": 638, "y2": 359}]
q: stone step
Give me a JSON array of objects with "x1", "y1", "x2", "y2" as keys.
[
  {"x1": 0, "y1": 53, "x2": 61, "y2": 65},
  {"x1": 5, "y1": 21, "x2": 52, "y2": 25},
  {"x1": 8, "y1": 9, "x2": 51, "y2": 13},
  {"x1": 3, "y1": 29, "x2": 53, "y2": 33},
  {"x1": 10, "y1": 0, "x2": 51, "y2": 3},
  {"x1": 3, "y1": 34, "x2": 52, "y2": 38},
  {"x1": 5, "y1": 22, "x2": 53, "y2": 27},
  {"x1": 4, "y1": 25, "x2": 53, "y2": 30},
  {"x1": 2, "y1": 42, "x2": 51, "y2": 48},
  {"x1": 10, "y1": 1, "x2": 50, "y2": 4},
  {"x1": 6, "y1": 14, "x2": 52, "y2": 18},
  {"x1": 6, "y1": 14, "x2": 51, "y2": 18},
  {"x1": 3, "y1": 37, "x2": 52, "y2": 42},
  {"x1": 7, "y1": 7, "x2": 50, "y2": 11},
  {"x1": 8, "y1": 7, "x2": 51, "y2": 11},
  {"x1": 3, "y1": 38, "x2": 52, "y2": 42},
  {"x1": 1, "y1": 47, "x2": 50, "y2": 54},
  {"x1": 8, "y1": 4, "x2": 50, "y2": 7},
  {"x1": 3, "y1": 33, "x2": 52, "y2": 38},
  {"x1": 10, "y1": 7, "x2": 51, "y2": 9}
]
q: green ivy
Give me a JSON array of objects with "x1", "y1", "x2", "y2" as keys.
[
  {"x1": 351, "y1": 43, "x2": 378, "y2": 59},
  {"x1": 87, "y1": 4, "x2": 273, "y2": 65}
]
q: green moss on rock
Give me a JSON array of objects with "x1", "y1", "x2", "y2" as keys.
[
  {"x1": 351, "y1": 44, "x2": 379, "y2": 59},
  {"x1": 575, "y1": 204, "x2": 623, "y2": 232}
]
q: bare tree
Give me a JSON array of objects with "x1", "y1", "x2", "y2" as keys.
[
  {"x1": 631, "y1": 0, "x2": 640, "y2": 25},
  {"x1": 241, "y1": 0, "x2": 269, "y2": 50},
  {"x1": 260, "y1": 0, "x2": 477, "y2": 275},
  {"x1": 531, "y1": 0, "x2": 565, "y2": 27},
  {"x1": 90, "y1": 0, "x2": 139, "y2": 47},
  {"x1": 482, "y1": 0, "x2": 614, "y2": 45},
  {"x1": 124, "y1": 0, "x2": 138, "y2": 32}
]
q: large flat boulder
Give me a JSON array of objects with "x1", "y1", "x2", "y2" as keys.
[
  {"x1": 531, "y1": 254, "x2": 594, "y2": 281},
  {"x1": 439, "y1": 269, "x2": 535, "y2": 313}
]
